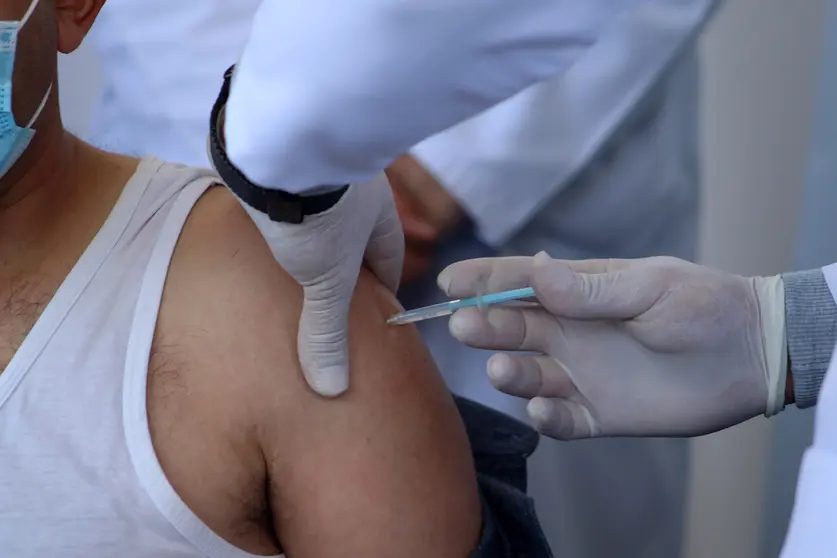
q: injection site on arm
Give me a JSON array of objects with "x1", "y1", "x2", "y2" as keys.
[{"x1": 154, "y1": 186, "x2": 483, "y2": 557}]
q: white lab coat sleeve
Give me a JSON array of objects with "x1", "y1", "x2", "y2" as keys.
[
  {"x1": 410, "y1": 78, "x2": 566, "y2": 247},
  {"x1": 781, "y1": 343, "x2": 837, "y2": 557},
  {"x1": 780, "y1": 262, "x2": 837, "y2": 557},
  {"x1": 410, "y1": 0, "x2": 722, "y2": 247},
  {"x1": 781, "y1": 441, "x2": 837, "y2": 557},
  {"x1": 225, "y1": 0, "x2": 645, "y2": 193}
]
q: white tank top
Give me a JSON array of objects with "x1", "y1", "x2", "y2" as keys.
[{"x1": 0, "y1": 158, "x2": 283, "y2": 558}]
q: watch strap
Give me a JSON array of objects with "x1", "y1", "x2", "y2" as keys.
[{"x1": 208, "y1": 65, "x2": 349, "y2": 224}]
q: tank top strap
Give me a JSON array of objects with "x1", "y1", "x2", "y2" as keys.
[
  {"x1": 123, "y1": 174, "x2": 282, "y2": 558},
  {"x1": 0, "y1": 156, "x2": 158, "y2": 411}
]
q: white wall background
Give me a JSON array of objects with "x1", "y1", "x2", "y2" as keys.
[
  {"x1": 58, "y1": 39, "x2": 100, "y2": 136},
  {"x1": 56, "y1": 2, "x2": 829, "y2": 556}
]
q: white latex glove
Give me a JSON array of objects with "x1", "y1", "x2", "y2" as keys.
[
  {"x1": 242, "y1": 174, "x2": 404, "y2": 397},
  {"x1": 221, "y1": 0, "x2": 640, "y2": 398},
  {"x1": 438, "y1": 253, "x2": 788, "y2": 440}
]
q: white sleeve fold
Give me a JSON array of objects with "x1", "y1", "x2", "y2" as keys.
[{"x1": 224, "y1": 0, "x2": 643, "y2": 193}]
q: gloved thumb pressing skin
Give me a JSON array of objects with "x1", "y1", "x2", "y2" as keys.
[
  {"x1": 241, "y1": 174, "x2": 404, "y2": 397},
  {"x1": 439, "y1": 252, "x2": 788, "y2": 440}
]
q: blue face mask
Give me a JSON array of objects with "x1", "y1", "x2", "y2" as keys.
[{"x1": 0, "y1": 0, "x2": 52, "y2": 179}]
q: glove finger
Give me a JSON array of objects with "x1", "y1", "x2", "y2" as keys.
[
  {"x1": 437, "y1": 253, "x2": 637, "y2": 299},
  {"x1": 437, "y1": 256, "x2": 535, "y2": 298},
  {"x1": 533, "y1": 252, "x2": 662, "y2": 320},
  {"x1": 487, "y1": 353, "x2": 574, "y2": 399},
  {"x1": 365, "y1": 204, "x2": 405, "y2": 295},
  {"x1": 527, "y1": 397, "x2": 599, "y2": 441},
  {"x1": 361, "y1": 173, "x2": 405, "y2": 294},
  {"x1": 298, "y1": 283, "x2": 355, "y2": 397},
  {"x1": 449, "y1": 306, "x2": 558, "y2": 354}
]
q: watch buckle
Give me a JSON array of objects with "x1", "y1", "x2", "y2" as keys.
[{"x1": 266, "y1": 197, "x2": 304, "y2": 224}]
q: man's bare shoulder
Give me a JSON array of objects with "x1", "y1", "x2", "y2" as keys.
[
  {"x1": 147, "y1": 185, "x2": 283, "y2": 554},
  {"x1": 151, "y1": 186, "x2": 482, "y2": 556}
]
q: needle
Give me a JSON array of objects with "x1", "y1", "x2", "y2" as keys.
[{"x1": 387, "y1": 287, "x2": 536, "y2": 326}]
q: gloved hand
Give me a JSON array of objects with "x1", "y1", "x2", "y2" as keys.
[
  {"x1": 241, "y1": 174, "x2": 404, "y2": 397},
  {"x1": 438, "y1": 253, "x2": 789, "y2": 440},
  {"x1": 223, "y1": 0, "x2": 646, "y2": 399}
]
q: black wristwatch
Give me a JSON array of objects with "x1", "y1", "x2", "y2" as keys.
[{"x1": 208, "y1": 65, "x2": 349, "y2": 224}]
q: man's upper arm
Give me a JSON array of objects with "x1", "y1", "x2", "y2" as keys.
[{"x1": 173, "y1": 187, "x2": 483, "y2": 557}]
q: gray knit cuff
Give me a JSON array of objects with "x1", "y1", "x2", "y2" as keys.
[{"x1": 782, "y1": 269, "x2": 837, "y2": 408}]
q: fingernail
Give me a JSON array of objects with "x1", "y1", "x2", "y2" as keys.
[
  {"x1": 448, "y1": 309, "x2": 483, "y2": 342},
  {"x1": 310, "y1": 370, "x2": 349, "y2": 398},
  {"x1": 527, "y1": 397, "x2": 550, "y2": 417},
  {"x1": 448, "y1": 310, "x2": 468, "y2": 339},
  {"x1": 487, "y1": 354, "x2": 514, "y2": 385},
  {"x1": 527, "y1": 397, "x2": 556, "y2": 429},
  {"x1": 437, "y1": 268, "x2": 452, "y2": 294}
]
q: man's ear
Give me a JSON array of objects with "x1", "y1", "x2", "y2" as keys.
[{"x1": 53, "y1": 0, "x2": 105, "y2": 54}]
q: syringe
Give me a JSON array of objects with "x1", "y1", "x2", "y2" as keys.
[{"x1": 387, "y1": 287, "x2": 536, "y2": 326}]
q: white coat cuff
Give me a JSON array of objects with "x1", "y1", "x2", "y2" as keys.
[{"x1": 411, "y1": 141, "x2": 559, "y2": 248}]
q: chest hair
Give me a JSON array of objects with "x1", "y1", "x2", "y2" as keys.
[{"x1": 0, "y1": 273, "x2": 56, "y2": 372}]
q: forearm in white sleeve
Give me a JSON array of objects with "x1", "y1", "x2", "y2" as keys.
[
  {"x1": 410, "y1": 79, "x2": 568, "y2": 247},
  {"x1": 411, "y1": 0, "x2": 721, "y2": 246},
  {"x1": 224, "y1": 0, "x2": 644, "y2": 194}
]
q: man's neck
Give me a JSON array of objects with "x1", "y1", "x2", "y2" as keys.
[
  {"x1": 0, "y1": 103, "x2": 81, "y2": 249},
  {"x1": 0, "y1": 112, "x2": 138, "y2": 368},
  {"x1": 0, "y1": 109, "x2": 137, "y2": 276},
  {"x1": 0, "y1": 100, "x2": 69, "y2": 206}
]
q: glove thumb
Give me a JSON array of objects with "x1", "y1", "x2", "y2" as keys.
[
  {"x1": 297, "y1": 283, "x2": 353, "y2": 397},
  {"x1": 363, "y1": 179, "x2": 405, "y2": 294},
  {"x1": 532, "y1": 252, "x2": 659, "y2": 320}
]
